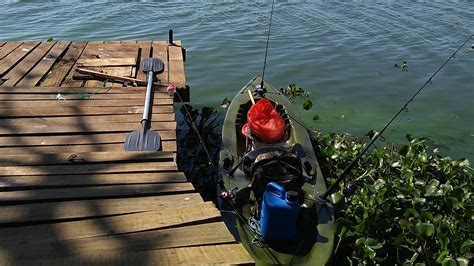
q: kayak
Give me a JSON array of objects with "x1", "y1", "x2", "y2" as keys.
[{"x1": 218, "y1": 76, "x2": 335, "y2": 265}]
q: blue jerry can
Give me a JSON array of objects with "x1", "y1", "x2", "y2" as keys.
[{"x1": 260, "y1": 182, "x2": 300, "y2": 241}]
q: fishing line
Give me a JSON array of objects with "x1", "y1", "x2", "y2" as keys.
[
  {"x1": 321, "y1": 33, "x2": 474, "y2": 200},
  {"x1": 260, "y1": 0, "x2": 276, "y2": 89}
]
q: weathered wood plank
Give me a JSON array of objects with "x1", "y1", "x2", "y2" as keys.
[
  {"x1": 16, "y1": 41, "x2": 71, "y2": 87},
  {"x1": 2, "y1": 222, "x2": 234, "y2": 261},
  {"x1": 0, "y1": 85, "x2": 172, "y2": 94},
  {"x1": 0, "y1": 98, "x2": 173, "y2": 107},
  {"x1": 61, "y1": 42, "x2": 91, "y2": 87},
  {"x1": 0, "y1": 41, "x2": 22, "y2": 60},
  {"x1": 0, "y1": 151, "x2": 175, "y2": 166},
  {"x1": 168, "y1": 44, "x2": 186, "y2": 88},
  {"x1": 8, "y1": 244, "x2": 254, "y2": 266},
  {"x1": 77, "y1": 58, "x2": 136, "y2": 67},
  {"x1": 152, "y1": 41, "x2": 168, "y2": 83},
  {"x1": 0, "y1": 202, "x2": 220, "y2": 243},
  {"x1": 0, "y1": 131, "x2": 176, "y2": 146},
  {"x1": 0, "y1": 42, "x2": 39, "y2": 76},
  {"x1": 0, "y1": 193, "x2": 203, "y2": 225},
  {"x1": 0, "y1": 121, "x2": 176, "y2": 135},
  {"x1": 1, "y1": 113, "x2": 175, "y2": 125},
  {"x1": 0, "y1": 182, "x2": 194, "y2": 204},
  {"x1": 0, "y1": 105, "x2": 174, "y2": 117},
  {"x1": 0, "y1": 161, "x2": 177, "y2": 176},
  {"x1": 0, "y1": 92, "x2": 171, "y2": 100},
  {"x1": 0, "y1": 140, "x2": 177, "y2": 154},
  {"x1": 0, "y1": 172, "x2": 185, "y2": 189},
  {"x1": 136, "y1": 41, "x2": 152, "y2": 80},
  {"x1": 41, "y1": 41, "x2": 88, "y2": 87},
  {"x1": 2, "y1": 42, "x2": 55, "y2": 86},
  {"x1": 0, "y1": 41, "x2": 7, "y2": 48}
]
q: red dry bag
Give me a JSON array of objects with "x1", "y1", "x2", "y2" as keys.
[{"x1": 246, "y1": 98, "x2": 285, "y2": 143}]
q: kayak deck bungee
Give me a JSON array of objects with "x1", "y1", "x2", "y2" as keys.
[{"x1": 218, "y1": 76, "x2": 335, "y2": 265}]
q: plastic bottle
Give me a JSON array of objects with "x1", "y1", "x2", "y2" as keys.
[{"x1": 260, "y1": 182, "x2": 300, "y2": 241}]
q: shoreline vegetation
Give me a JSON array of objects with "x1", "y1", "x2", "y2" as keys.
[{"x1": 176, "y1": 85, "x2": 473, "y2": 265}]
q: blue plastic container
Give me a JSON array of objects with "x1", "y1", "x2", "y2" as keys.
[{"x1": 260, "y1": 182, "x2": 301, "y2": 241}]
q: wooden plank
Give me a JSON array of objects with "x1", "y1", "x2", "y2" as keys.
[
  {"x1": 0, "y1": 172, "x2": 185, "y2": 189},
  {"x1": 136, "y1": 41, "x2": 152, "y2": 80},
  {"x1": 0, "y1": 140, "x2": 177, "y2": 154},
  {"x1": 0, "y1": 41, "x2": 22, "y2": 59},
  {"x1": 41, "y1": 41, "x2": 87, "y2": 87},
  {"x1": 61, "y1": 42, "x2": 90, "y2": 87},
  {"x1": 0, "y1": 193, "x2": 204, "y2": 225},
  {"x1": 1, "y1": 113, "x2": 175, "y2": 125},
  {"x1": 0, "y1": 151, "x2": 175, "y2": 166},
  {"x1": 152, "y1": 41, "x2": 168, "y2": 83},
  {"x1": 0, "y1": 105, "x2": 174, "y2": 117},
  {"x1": 0, "y1": 160, "x2": 177, "y2": 176},
  {"x1": 0, "y1": 131, "x2": 176, "y2": 146},
  {"x1": 168, "y1": 44, "x2": 186, "y2": 88},
  {"x1": 0, "y1": 42, "x2": 39, "y2": 76},
  {"x1": 16, "y1": 41, "x2": 71, "y2": 87},
  {"x1": 0, "y1": 98, "x2": 173, "y2": 107},
  {"x1": 2, "y1": 222, "x2": 234, "y2": 261},
  {"x1": 2, "y1": 42, "x2": 55, "y2": 86},
  {"x1": 0, "y1": 85, "x2": 171, "y2": 94},
  {"x1": 0, "y1": 183, "x2": 194, "y2": 204},
  {"x1": 75, "y1": 68, "x2": 149, "y2": 86},
  {"x1": 0, "y1": 203, "x2": 219, "y2": 242},
  {"x1": 77, "y1": 58, "x2": 136, "y2": 67},
  {"x1": 0, "y1": 41, "x2": 7, "y2": 48},
  {"x1": 9, "y1": 244, "x2": 254, "y2": 266},
  {"x1": 0, "y1": 121, "x2": 176, "y2": 135},
  {"x1": 0, "y1": 92, "x2": 172, "y2": 100}
]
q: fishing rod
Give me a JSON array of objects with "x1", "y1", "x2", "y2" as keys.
[
  {"x1": 260, "y1": 0, "x2": 276, "y2": 91},
  {"x1": 321, "y1": 34, "x2": 474, "y2": 200}
]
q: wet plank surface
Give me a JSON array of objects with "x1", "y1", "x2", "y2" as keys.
[{"x1": 0, "y1": 40, "x2": 252, "y2": 265}]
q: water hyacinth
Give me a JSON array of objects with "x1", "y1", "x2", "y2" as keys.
[{"x1": 313, "y1": 132, "x2": 473, "y2": 265}]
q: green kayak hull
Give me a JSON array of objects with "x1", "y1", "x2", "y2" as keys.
[{"x1": 219, "y1": 76, "x2": 335, "y2": 265}]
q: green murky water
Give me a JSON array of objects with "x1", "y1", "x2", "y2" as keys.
[{"x1": 1, "y1": 1, "x2": 473, "y2": 160}]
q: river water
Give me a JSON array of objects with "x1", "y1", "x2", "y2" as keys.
[{"x1": 1, "y1": 1, "x2": 473, "y2": 161}]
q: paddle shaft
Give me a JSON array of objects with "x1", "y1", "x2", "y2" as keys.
[{"x1": 141, "y1": 70, "x2": 154, "y2": 128}]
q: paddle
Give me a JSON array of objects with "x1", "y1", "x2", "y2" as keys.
[{"x1": 124, "y1": 58, "x2": 164, "y2": 151}]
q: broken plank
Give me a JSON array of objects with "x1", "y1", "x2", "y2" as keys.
[
  {"x1": 0, "y1": 105, "x2": 174, "y2": 117},
  {"x1": 0, "y1": 202, "x2": 220, "y2": 243},
  {"x1": 0, "y1": 121, "x2": 176, "y2": 135},
  {"x1": 0, "y1": 42, "x2": 40, "y2": 76},
  {"x1": 77, "y1": 58, "x2": 136, "y2": 67},
  {"x1": 136, "y1": 41, "x2": 152, "y2": 80},
  {"x1": 2, "y1": 42, "x2": 55, "y2": 86},
  {"x1": 0, "y1": 193, "x2": 203, "y2": 225},
  {"x1": 0, "y1": 172, "x2": 186, "y2": 190},
  {"x1": 41, "y1": 41, "x2": 88, "y2": 86},
  {"x1": 16, "y1": 41, "x2": 71, "y2": 87},
  {"x1": 0, "y1": 182, "x2": 194, "y2": 204},
  {"x1": 4, "y1": 222, "x2": 234, "y2": 261}
]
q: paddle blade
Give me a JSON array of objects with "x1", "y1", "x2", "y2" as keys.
[
  {"x1": 124, "y1": 128, "x2": 162, "y2": 151},
  {"x1": 140, "y1": 58, "x2": 164, "y2": 73}
]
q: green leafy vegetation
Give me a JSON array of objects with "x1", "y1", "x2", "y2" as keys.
[{"x1": 313, "y1": 132, "x2": 473, "y2": 265}]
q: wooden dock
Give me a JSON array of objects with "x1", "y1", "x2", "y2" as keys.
[{"x1": 0, "y1": 40, "x2": 253, "y2": 265}]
